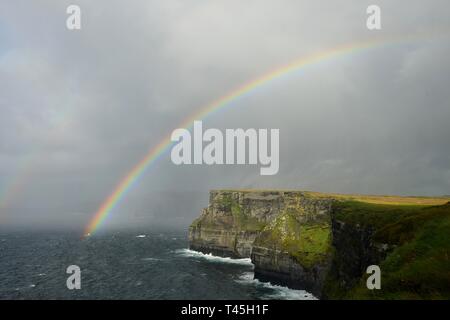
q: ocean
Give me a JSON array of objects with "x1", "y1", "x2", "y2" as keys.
[{"x1": 0, "y1": 228, "x2": 316, "y2": 300}]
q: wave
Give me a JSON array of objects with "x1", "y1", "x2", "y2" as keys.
[
  {"x1": 175, "y1": 249, "x2": 253, "y2": 266},
  {"x1": 176, "y1": 249, "x2": 316, "y2": 300},
  {"x1": 236, "y1": 272, "x2": 317, "y2": 300},
  {"x1": 136, "y1": 235, "x2": 146, "y2": 238}
]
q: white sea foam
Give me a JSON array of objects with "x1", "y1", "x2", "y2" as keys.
[
  {"x1": 136, "y1": 235, "x2": 146, "y2": 238},
  {"x1": 236, "y1": 272, "x2": 317, "y2": 300},
  {"x1": 176, "y1": 249, "x2": 316, "y2": 299},
  {"x1": 175, "y1": 249, "x2": 253, "y2": 266}
]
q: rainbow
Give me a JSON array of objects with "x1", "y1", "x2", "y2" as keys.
[{"x1": 83, "y1": 34, "x2": 432, "y2": 236}]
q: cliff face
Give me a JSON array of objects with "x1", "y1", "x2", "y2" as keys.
[
  {"x1": 250, "y1": 193, "x2": 334, "y2": 296},
  {"x1": 189, "y1": 191, "x2": 279, "y2": 258},
  {"x1": 189, "y1": 190, "x2": 450, "y2": 299},
  {"x1": 189, "y1": 190, "x2": 336, "y2": 297},
  {"x1": 189, "y1": 190, "x2": 278, "y2": 258}
]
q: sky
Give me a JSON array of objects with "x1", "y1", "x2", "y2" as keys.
[{"x1": 0, "y1": 0, "x2": 449, "y2": 230}]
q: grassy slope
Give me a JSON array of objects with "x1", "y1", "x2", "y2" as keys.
[
  {"x1": 255, "y1": 209, "x2": 332, "y2": 269},
  {"x1": 331, "y1": 200, "x2": 450, "y2": 299}
]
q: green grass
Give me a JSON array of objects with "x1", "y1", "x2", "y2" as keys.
[
  {"x1": 293, "y1": 224, "x2": 332, "y2": 268},
  {"x1": 332, "y1": 200, "x2": 427, "y2": 229},
  {"x1": 255, "y1": 209, "x2": 332, "y2": 269},
  {"x1": 332, "y1": 201, "x2": 450, "y2": 299}
]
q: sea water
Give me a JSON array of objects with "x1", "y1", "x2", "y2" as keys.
[{"x1": 0, "y1": 228, "x2": 316, "y2": 300}]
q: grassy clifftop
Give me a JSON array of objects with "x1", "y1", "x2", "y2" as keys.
[
  {"x1": 327, "y1": 200, "x2": 450, "y2": 299},
  {"x1": 216, "y1": 189, "x2": 450, "y2": 206}
]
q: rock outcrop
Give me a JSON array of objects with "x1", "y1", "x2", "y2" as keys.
[{"x1": 189, "y1": 190, "x2": 337, "y2": 297}]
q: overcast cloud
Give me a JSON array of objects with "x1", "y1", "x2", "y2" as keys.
[{"x1": 0, "y1": 0, "x2": 449, "y2": 230}]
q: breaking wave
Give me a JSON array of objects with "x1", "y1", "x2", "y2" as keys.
[
  {"x1": 236, "y1": 272, "x2": 317, "y2": 300},
  {"x1": 176, "y1": 249, "x2": 316, "y2": 299},
  {"x1": 175, "y1": 249, "x2": 253, "y2": 266}
]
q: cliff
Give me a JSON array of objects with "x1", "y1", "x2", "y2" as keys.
[{"x1": 189, "y1": 190, "x2": 450, "y2": 299}]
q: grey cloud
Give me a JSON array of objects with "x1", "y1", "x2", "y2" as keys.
[{"x1": 0, "y1": 0, "x2": 449, "y2": 230}]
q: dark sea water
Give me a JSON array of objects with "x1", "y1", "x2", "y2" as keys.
[{"x1": 0, "y1": 229, "x2": 315, "y2": 300}]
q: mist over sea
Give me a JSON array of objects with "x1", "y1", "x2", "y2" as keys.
[{"x1": 0, "y1": 228, "x2": 315, "y2": 300}]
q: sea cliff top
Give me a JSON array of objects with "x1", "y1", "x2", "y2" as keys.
[{"x1": 210, "y1": 189, "x2": 450, "y2": 206}]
